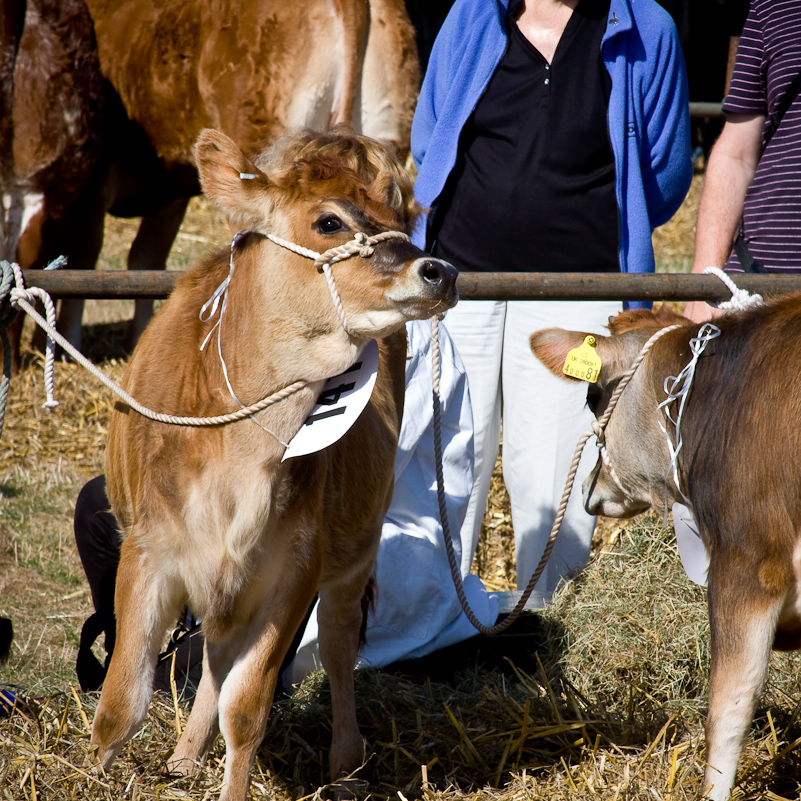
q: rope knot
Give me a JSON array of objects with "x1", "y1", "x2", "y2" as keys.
[
  {"x1": 354, "y1": 232, "x2": 375, "y2": 258},
  {"x1": 703, "y1": 266, "x2": 764, "y2": 310},
  {"x1": 591, "y1": 418, "x2": 606, "y2": 445},
  {"x1": 719, "y1": 287, "x2": 763, "y2": 311},
  {"x1": 10, "y1": 286, "x2": 36, "y2": 308}
]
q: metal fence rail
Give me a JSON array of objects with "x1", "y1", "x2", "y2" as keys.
[
  {"x1": 18, "y1": 269, "x2": 801, "y2": 303},
  {"x1": 689, "y1": 102, "x2": 724, "y2": 118}
]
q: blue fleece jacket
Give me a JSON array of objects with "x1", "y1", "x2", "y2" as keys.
[{"x1": 411, "y1": 0, "x2": 692, "y2": 304}]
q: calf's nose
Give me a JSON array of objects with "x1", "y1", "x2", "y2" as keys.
[{"x1": 416, "y1": 258, "x2": 458, "y2": 291}]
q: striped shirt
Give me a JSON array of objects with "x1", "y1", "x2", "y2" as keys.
[{"x1": 723, "y1": 0, "x2": 801, "y2": 272}]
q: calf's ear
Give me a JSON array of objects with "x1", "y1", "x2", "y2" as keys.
[
  {"x1": 194, "y1": 129, "x2": 273, "y2": 229},
  {"x1": 529, "y1": 328, "x2": 594, "y2": 381}
]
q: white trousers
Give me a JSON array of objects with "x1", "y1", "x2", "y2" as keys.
[{"x1": 442, "y1": 299, "x2": 622, "y2": 604}]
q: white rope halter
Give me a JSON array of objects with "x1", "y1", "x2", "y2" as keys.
[
  {"x1": 265, "y1": 229, "x2": 412, "y2": 336},
  {"x1": 652, "y1": 268, "x2": 763, "y2": 506},
  {"x1": 199, "y1": 230, "x2": 290, "y2": 443},
  {"x1": 197, "y1": 226, "x2": 411, "y2": 441},
  {"x1": 657, "y1": 322, "x2": 721, "y2": 502}
]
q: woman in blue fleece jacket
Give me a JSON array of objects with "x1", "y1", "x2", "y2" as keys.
[{"x1": 412, "y1": 0, "x2": 692, "y2": 606}]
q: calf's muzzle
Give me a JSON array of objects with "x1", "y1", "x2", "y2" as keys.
[{"x1": 412, "y1": 257, "x2": 458, "y2": 298}]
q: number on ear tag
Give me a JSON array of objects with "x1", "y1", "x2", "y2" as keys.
[{"x1": 563, "y1": 335, "x2": 602, "y2": 383}]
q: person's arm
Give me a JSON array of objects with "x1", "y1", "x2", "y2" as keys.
[{"x1": 684, "y1": 112, "x2": 765, "y2": 322}]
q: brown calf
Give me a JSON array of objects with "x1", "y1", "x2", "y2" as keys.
[
  {"x1": 530, "y1": 299, "x2": 801, "y2": 801},
  {"x1": 91, "y1": 127, "x2": 457, "y2": 801}
]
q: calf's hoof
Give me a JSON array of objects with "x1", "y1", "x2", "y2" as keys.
[{"x1": 166, "y1": 754, "x2": 204, "y2": 778}]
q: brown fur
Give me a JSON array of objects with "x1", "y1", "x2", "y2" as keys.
[
  {"x1": 3, "y1": 0, "x2": 420, "y2": 365},
  {"x1": 85, "y1": 0, "x2": 418, "y2": 164},
  {"x1": 0, "y1": 0, "x2": 106, "y2": 369},
  {"x1": 90, "y1": 128, "x2": 456, "y2": 801},
  {"x1": 604, "y1": 304, "x2": 686, "y2": 335},
  {"x1": 1, "y1": 0, "x2": 104, "y2": 261},
  {"x1": 530, "y1": 295, "x2": 801, "y2": 801}
]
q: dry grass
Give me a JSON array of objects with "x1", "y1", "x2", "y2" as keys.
[
  {"x1": 652, "y1": 175, "x2": 701, "y2": 275},
  {"x1": 3, "y1": 181, "x2": 801, "y2": 800}
]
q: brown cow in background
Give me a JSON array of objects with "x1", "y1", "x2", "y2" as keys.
[
  {"x1": 2, "y1": 0, "x2": 419, "y2": 363},
  {"x1": 530, "y1": 300, "x2": 801, "y2": 801},
  {"x1": 0, "y1": 0, "x2": 107, "y2": 369}
]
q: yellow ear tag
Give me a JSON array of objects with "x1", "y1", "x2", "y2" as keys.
[{"x1": 562, "y1": 335, "x2": 602, "y2": 383}]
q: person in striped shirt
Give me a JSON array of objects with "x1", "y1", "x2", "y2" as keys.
[{"x1": 687, "y1": 0, "x2": 801, "y2": 322}]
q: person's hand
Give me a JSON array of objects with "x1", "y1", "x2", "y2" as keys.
[
  {"x1": 683, "y1": 299, "x2": 724, "y2": 323},
  {"x1": 684, "y1": 262, "x2": 728, "y2": 323}
]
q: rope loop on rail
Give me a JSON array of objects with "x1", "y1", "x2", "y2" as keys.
[
  {"x1": 0, "y1": 260, "x2": 61, "y2": 442},
  {"x1": 0, "y1": 261, "x2": 15, "y2": 443},
  {"x1": 703, "y1": 266, "x2": 764, "y2": 310}
]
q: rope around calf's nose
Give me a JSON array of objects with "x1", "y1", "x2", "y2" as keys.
[
  {"x1": 591, "y1": 418, "x2": 629, "y2": 495},
  {"x1": 265, "y1": 230, "x2": 412, "y2": 337}
]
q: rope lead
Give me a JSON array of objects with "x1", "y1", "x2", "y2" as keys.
[
  {"x1": 0, "y1": 228, "x2": 411, "y2": 438},
  {"x1": 431, "y1": 315, "x2": 681, "y2": 635}
]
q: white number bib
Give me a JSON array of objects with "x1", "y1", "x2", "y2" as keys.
[{"x1": 282, "y1": 339, "x2": 379, "y2": 461}]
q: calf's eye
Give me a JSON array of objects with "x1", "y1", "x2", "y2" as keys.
[
  {"x1": 586, "y1": 384, "x2": 602, "y2": 416},
  {"x1": 317, "y1": 215, "x2": 345, "y2": 234}
]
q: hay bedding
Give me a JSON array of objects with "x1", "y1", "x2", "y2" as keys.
[{"x1": 3, "y1": 188, "x2": 801, "y2": 799}]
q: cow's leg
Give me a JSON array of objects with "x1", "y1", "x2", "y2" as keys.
[
  {"x1": 126, "y1": 197, "x2": 190, "y2": 350},
  {"x1": 359, "y1": 0, "x2": 419, "y2": 158},
  {"x1": 166, "y1": 637, "x2": 233, "y2": 777},
  {"x1": 30, "y1": 196, "x2": 106, "y2": 357},
  {"x1": 317, "y1": 560, "x2": 375, "y2": 780},
  {"x1": 703, "y1": 554, "x2": 786, "y2": 801},
  {"x1": 213, "y1": 574, "x2": 319, "y2": 801},
  {"x1": 91, "y1": 533, "x2": 182, "y2": 768}
]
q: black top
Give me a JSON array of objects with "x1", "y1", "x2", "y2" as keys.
[{"x1": 433, "y1": 0, "x2": 619, "y2": 273}]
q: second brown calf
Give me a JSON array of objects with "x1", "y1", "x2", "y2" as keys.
[{"x1": 531, "y1": 299, "x2": 801, "y2": 801}]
